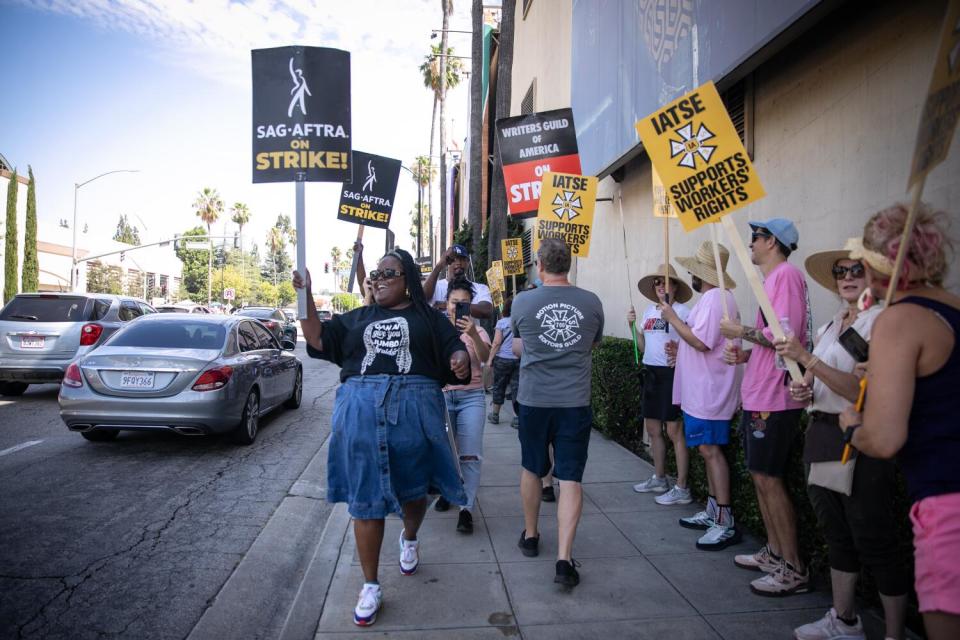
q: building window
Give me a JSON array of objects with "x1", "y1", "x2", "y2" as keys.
[
  {"x1": 721, "y1": 76, "x2": 755, "y2": 159},
  {"x1": 522, "y1": 0, "x2": 533, "y2": 20},
  {"x1": 521, "y1": 79, "x2": 536, "y2": 116}
]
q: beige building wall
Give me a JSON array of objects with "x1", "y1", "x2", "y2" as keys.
[
  {"x1": 515, "y1": 0, "x2": 960, "y2": 339},
  {"x1": 510, "y1": 0, "x2": 573, "y2": 115}
]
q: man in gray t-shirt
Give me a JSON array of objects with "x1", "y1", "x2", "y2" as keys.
[{"x1": 510, "y1": 238, "x2": 604, "y2": 588}]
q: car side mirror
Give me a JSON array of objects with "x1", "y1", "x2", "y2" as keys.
[{"x1": 280, "y1": 339, "x2": 296, "y2": 351}]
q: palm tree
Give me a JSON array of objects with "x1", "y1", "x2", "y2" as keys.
[
  {"x1": 266, "y1": 226, "x2": 285, "y2": 287},
  {"x1": 438, "y1": 0, "x2": 455, "y2": 254},
  {"x1": 193, "y1": 187, "x2": 224, "y2": 305},
  {"x1": 420, "y1": 34, "x2": 463, "y2": 255},
  {"x1": 488, "y1": 1, "x2": 515, "y2": 263},
  {"x1": 469, "y1": 0, "x2": 484, "y2": 254},
  {"x1": 230, "y1": 202, "x2": 251, "y2": 285},
  {"x1": 410, "y1": 155, "x2": 435, "y2": 256}
]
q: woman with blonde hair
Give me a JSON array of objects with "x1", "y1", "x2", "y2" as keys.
[{"x1": 839, "y1": 203, "x2": 959, "y2": 640}]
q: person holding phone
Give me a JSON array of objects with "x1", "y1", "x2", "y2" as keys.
[
  {"x1": 626, "y1": 265, "x2": 692, "y2": 505},
  {"x1": 293, "y1": 249, "x2": 470, "y2": 627},
  {"x1": 437, "y1": 278, "x2": 492, "y2": 534},
  {"x1": 775, "y1": 240, "x2": 908, "y2": 640},
  {"x1": 423, "y1": 244, "x2": 494, "y2": 319},
  {"x1": 839, "y1": 204, "x2": 960, "y2": 640}
]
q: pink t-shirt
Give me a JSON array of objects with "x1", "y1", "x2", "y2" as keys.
[
  {"x1": 444, "y1": 326, "x2": 491, "y2": 391},
  {"x1": 740, "y1": 261, "x2": 809, "y2": 412},
  {"x1": 673, "y1": 288, "x2": 743, "y2": 420}
]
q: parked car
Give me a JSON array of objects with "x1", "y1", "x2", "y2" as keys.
[
  {"x1": 235, "y1": 307, "x2": 297, "y2": 343},
  {"x1": 317, "y1": 310, "x2": 333, "y2": 321},
  {"x1": 58, "y1": 314, "x2": 302, "y2": 445},
  {"x1": 282, "y1": 308, "x2": 296, "y2": 323},
  {"x1": 155, "y1": 302, "x2": 211, "y2": 314},
  {"x1": 0, "y1": 293, "x2": 155, "y2": 396}
]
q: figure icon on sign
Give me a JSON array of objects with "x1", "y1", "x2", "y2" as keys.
[
  {"x1": 288, "y1": 57, "x2": 311, "y2": 118},
  {"x1": 362, "y1": 160, "x2": 377, "y2": 192}
]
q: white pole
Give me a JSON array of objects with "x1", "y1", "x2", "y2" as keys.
[{"x1": 295, "y1": 181, "x2": 307, "y2": 319}]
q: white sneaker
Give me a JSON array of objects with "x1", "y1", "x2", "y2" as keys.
[
  {"x1": 353, "y1": 583, "x2": 382, "y2": 627},
  {"x1": 679, "y1": 510, "x2": 714, "y2": 530},
  {"x1": 655, "y1": 485, "x2": 692, "y2": 505},
  {"x1": 696, "y1": 524, "x2": 742, "y2": 550},
  {"x1": 793, "y1": 608, "x2": 864, "y2": 640},
  {"x1": 633, "y1": 475, "x2": 668, "y2": 493},
  {"x1": 399, "y1": 530, "x2": 420, "y2": 576}
]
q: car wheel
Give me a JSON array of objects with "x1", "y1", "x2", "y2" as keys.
[
  {"x1": 0, "y1": 382, "x2": 29, "y2": 396},
  {"x1": 81, "y1": 429, "x2": 119, "y2": 442},
  {"x1": 233, "y1": 389, "x2": 260, "y2": 445},
  {"x1": 284, "y1": 368, "x2": 303, "y2": 409}
]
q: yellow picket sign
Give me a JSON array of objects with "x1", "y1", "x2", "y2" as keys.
[
  {"x1": 491, "y1": 288, "x2": 504, "y2": 309},
  {"x1": 492, "y1": 260, "x2": 505, "y2": 288},
  {"x1": 908, "y1": 0, "x2": 960, "y2": 188},
  {"x1": 534, "y1": 172, "x2": 598, "y2": 257},
  {"x1": 652, "y1": 166, "x2": 678, "y2": 218},
  {"x1": 635, "y1": 81, "x2": 765, "y2": 232},
  {"x1": 486, "y1": 263, "x2": 504, "y2": 292},
  {"x1": 501, "y1": 238, "x2": 525, "y2": 275}
]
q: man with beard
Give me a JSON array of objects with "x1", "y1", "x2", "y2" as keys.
[{"x1": 424, "y1": 244, "x2": 494, "y2": 319}]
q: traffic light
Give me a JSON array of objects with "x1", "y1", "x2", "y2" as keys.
[
  {"x1": 120, "y1": 252, "x2": 126, "y2": 262},
  {"x1": 324, "y1": 262, "x2": 330, "y2": 273}
]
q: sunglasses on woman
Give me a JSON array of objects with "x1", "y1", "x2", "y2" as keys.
[
  {"x1": 832, "y1": 263, "x2": 865, "y2": 279},
  {"x1": 368, "y1": 269, "x2": 405, "y2": 281}
]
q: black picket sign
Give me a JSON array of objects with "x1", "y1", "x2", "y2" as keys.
[{"x1": 337, "y1": 151, "x2": 403, "y2": 230}]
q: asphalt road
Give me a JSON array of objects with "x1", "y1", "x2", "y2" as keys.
[{"x1": 0, "y1": 342, "x2": 340, "y2": 640}]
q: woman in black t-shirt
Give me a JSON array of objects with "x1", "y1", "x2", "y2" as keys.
[{"x1": 294, "y1": 248, "x2": 469, "y2": 627}]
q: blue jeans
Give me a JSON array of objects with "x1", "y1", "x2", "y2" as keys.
[{"x1": 444, "y1": 388, "x2": 486, "y2": 510}]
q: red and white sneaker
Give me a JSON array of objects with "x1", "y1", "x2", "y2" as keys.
[{"x1": 353, "y1": 583, "x2": 382, "y2": 627}]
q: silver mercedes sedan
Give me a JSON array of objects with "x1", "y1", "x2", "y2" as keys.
[{"x1": 59, "y1": 314, "x2": 302, "y2": 445}]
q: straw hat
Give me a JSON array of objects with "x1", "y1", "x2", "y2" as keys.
[
  {"x1": 675, "y1": 241, "x2": 737, "y2": 290},
  {"x1": 637, "y1": 264, "x2": 693, "y2": 304},
  {"x1": 805, "y1": 238, "x2": 862, "y2": 292}
]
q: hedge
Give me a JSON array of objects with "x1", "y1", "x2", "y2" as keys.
[{"x1": 590, "y1": 336, "x2": 916, "y2": 617}]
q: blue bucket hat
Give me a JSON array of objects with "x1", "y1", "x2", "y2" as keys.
[{"x1": 749, "y1": 218, "x2": 799, "y2": 251}]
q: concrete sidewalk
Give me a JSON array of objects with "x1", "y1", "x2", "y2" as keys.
[{"x1": 303, "y1": 400, "x2": 863, "y2": 639}]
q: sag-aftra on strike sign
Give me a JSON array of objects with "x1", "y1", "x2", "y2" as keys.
[{"x1": 635, "y1": 81, "x2": 765, "y2": 232}]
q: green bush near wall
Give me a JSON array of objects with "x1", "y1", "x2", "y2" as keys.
[{"x1": 590, "y1": 336, "x2": 915, "y2": 589}]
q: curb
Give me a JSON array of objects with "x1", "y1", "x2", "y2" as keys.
[{"x1": 187, "y1": 433, "x2": 334, "y2": 640}]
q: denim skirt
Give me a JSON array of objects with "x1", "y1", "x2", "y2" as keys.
[{"x1": 328, "y1": 374, "x2": 467, "y2": 519}]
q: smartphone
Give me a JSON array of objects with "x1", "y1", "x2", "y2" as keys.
[
  {"x1": 838, "y1": 327, "x2": 869, "y2": 363},
  {"x1": 455, "y1": 301, "x2": 471, "y2": 327}
]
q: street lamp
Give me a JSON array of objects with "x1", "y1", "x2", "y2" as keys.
[{"x1": 70, "y1": 169, "x2": 140, "y2": 290}]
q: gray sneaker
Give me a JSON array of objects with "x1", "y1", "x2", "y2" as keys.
[
  {"x1": 633, "y1": 475, "x2": 668, "y2": 493},
  {"x1": 734, "y1": 544, "x2": 780, "y2": 573},
  {"x1": 679, "y1": 510, "x2": 714, "y2": 530},
  {"x1": 793, "y1": 608, "x2": 865, "y2": 640},
  {"x1": 750, "y1": 560, "x2": 812, "y2": 597},
  {"x1": 655, "y1": 485, "x2": 692, "y2": 505}
]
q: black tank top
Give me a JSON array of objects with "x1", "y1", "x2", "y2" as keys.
[{"x1": 896, "y1": 296, "x2": 960, "y2": 503}]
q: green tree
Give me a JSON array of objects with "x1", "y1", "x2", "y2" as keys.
[
  {"x1": 85, "y1": 261, "x2": 123, "y2": 295},
  {"x1": 192, "y1": 187, "x2": 223, "y2": 304},
  {"x1": 254, "y1": 280, "x2": 278, "y2": 306},
  {"x1": 21, "y1": 166, "x2": 38, "y2": 293},
  {"x1": 277, "y1": 281, "x2": 296, "y2": 307},
  {"x1": 4, "y1": 169, "x2": 18, "y2": 303},
  {"x1": 230, "y1": 202, "x2": 251, "y2": 239},
  {"x1": 331, "y1": 292, "x2": 361, "y2": 313},
  {"x1": 409, "y1": 156, "x2": 434, "y2": 256},
  {"x1": 112, "y1": 214, "x2": 141, "y2": 245},
  {"x1": 175, "y1": 226, "x2": 210, "y2": 302},
  {"x1": 263, "y1": 226, "x2": 291, "y2": 286}
]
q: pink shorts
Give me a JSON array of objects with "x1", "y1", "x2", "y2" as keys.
[{"x1": 911, "y1": 492, "x2": 960, "y2": 614}]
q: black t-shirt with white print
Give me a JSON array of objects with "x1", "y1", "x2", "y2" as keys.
[{"x1": 306, "y1": 303, "x2": 467, "y2": 384}]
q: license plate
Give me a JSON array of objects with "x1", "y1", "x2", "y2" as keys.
[
  {"x1": 120, "y1": 372, "x2": 155, "y2": 389},
  {"x1": 20, "y1": 336, "x2": 44, "y2": 348}
]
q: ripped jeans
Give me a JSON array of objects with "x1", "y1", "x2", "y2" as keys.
[{"x1": 443, "y1": 388, "x2": 486, "y2": 510}]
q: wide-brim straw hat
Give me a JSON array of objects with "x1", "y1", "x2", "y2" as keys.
[
  {"x1": 805, "y1": 238, "x2": 861, "y2": 293},
  {"x1": 675, "y1": 241, "x2": 737, "y2": 290},
  {"x1": 637, "y1": 264, "x2": 693, "y2": 304}
]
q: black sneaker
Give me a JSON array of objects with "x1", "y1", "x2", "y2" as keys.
[
  {"x1": 554, "y1": 559, "x2": 581, "y2": 587},
  {"x1": 541, "y1": 486, "x2": 556, "y2": 502},
  {"x1": 456, "y1": 509, "x2": 473, "y2": 534},
  {"x1": 434, "y1": 496, "x2": 450, "y2": 512},
  {"x1": 518, "y1": 530, "x2": 539, "y2": 557}
]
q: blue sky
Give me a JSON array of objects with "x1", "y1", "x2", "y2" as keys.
[{"x1": 0, "y1": 0, "x2": 474, "y2": 280}]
